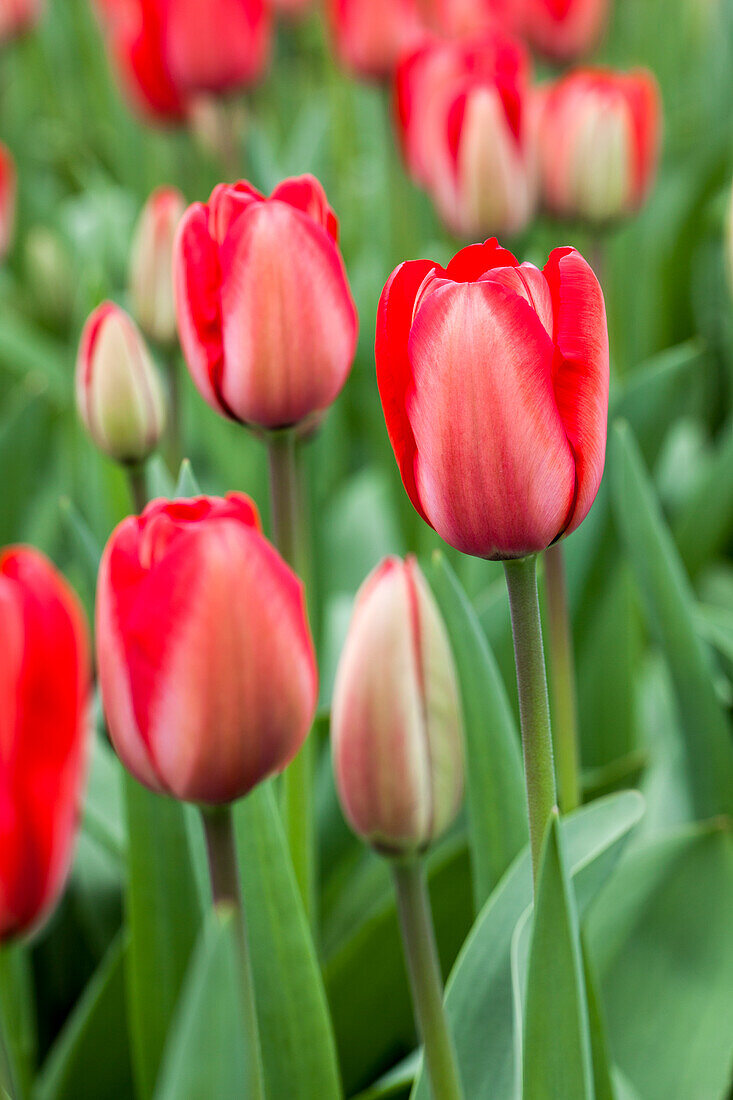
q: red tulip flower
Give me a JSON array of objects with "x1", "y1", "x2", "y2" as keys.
[
  {"x1": 423, "y1": 0, "x2": 520, "y2": 38},
  {"x1": 174, "y1": 175, "x2": 358, "y2": 431},
  {"x1": 94, "y1": 0, "x2": 271, "y2": 122},
  {"x1": 537, "y1": 68, "x2": 662, "y2": 225},
  {"x1": 396, "y1": 33, "x2": 536, "y2": 238},
  {"x1": 0, "y1": 141, "x2": 16, "y2": 261},
  {"x1": 376, "y1": 238, "x2": 609, "y2": 560},
  {"x1": 329, "y1": 0, "x2": 426, "y2": 81},
  {"x1": 0, "y1": 0, "x2": 43, "y2": 44},
  {"x1": 0, "y1": 547, "x2": 90, "y2": 941},
  {"x1": 522, "y1": 0, "x2": 608, "y2": 62},
  {"x1": 96, "y1": 494, "x2": 318, "y2": 805}
]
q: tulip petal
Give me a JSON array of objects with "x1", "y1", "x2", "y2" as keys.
[
  {"x1": 270, "y1": 174, "x2": 339, "y2": 242},
  {"x1": 407, "y1": 280, "x2": 576, "y2": 558},
  {"x1": 543, "y1": 246, "x2": 609, "y2": 534},
  {"x1": 218, "y1": 202, "x2": 357, "y2": 428},
  {"x1": 445, "y1": 237, "x2": 519, "y2": 281}
]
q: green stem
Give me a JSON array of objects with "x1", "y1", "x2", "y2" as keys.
[
  {"x1": 201, "y1": 807, "x2": 265, "y2": 1100},
  {"x1": 503, "y1": 556, "x2": 558, "y2": 890},
  {"x1": 544, "y1": 544, "x2": 581, "y2": 813},
  {"x1": 266, "y1": 431, "x2": 316, "y2": 926},
  {"x1": 392, "y1": 862, "x2": 464, "y2": 1100},
  {"x1": 0, "y1": 946, "x2": 34, "y2": 1100},
  {"x1": 127, "y1": 465, "x2": 148, "y2": 514}
]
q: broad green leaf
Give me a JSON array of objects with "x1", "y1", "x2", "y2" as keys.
[
  {"x1": 353, "y1": 1052, "x2": 419, "y2": 1100},
  {"x1": 58, "y1": 496, "x2": 103, "y2": 606},
  {"x1": 582, "y1": 939, "x2": 616, "y2": 1100},
  {"x1": 588, "y1": 821, "x2": 733, "y2": 1100},
  {"x1": 154, "y1": 909, "x2": 253, "y2": 1100},
  {"x1": 411, "y1": 792, "x2": 644, "y2": 1100},
  {"x1": 426, "y1": 553, "x2": 528, "y2": 909},
  {"x1": 610, "y1": 421, "x2": 733, "y2": 817},
  {"x1": 35, "y1": 934, "x2": 133, "y2": 1100},
  {"x1": 173, "y1": 459, "x2": 201, "y2": 499},
  {"x1": 0, "y1": 945, "x2": 35, "y2": 1100},
  {"x1": 673, "y1": 419, "x2": 733, "y2": 577},
  {"x1": 82, "y1": 730, "x2": 125, "y2": 863},
  {"x1": 124, "y1": 776, "x2": 203, "y2": 1100},
  {"x1": 145, "y1": 456, "x2": 176, "y2": 501},
  {"x1": 235, "y1": 782, "x2": 342, "y2": 1100},
  {"x1": 521, "y1": 813, "x2": 594, "y2": 1100}
]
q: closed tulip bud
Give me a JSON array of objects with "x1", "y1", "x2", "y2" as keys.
[
  {"x1": 94, "y1": 0, "x2": 271, "y2": 123},
  {"x1": 396, "y1": 34, "x2": 536, "y2": 238},
  {"x1": 129, "y1": 186, "x2": 186, "y2": 345},
  {"x1": 0, "y1": 0, "x2": 42, "y2": 44},
  {"x1": 0, "y1": 547, "x2": 90, "y2": 941},
  {"x1": 377, "y1": 239, "x2": 609, "y2": 560},
  {"x1": 537, "y1": 69, "x2": 662, "y2": 225},
  {"x1": 522, "y1": 0, "x2": 609, "y2": 62},
  {"x1": 332, "y1": 557, "x2": 464, "y2": 855},
  {"x1": 76, "y1": 303, "x2": 167, "y2": 464},
  {"x1": 96, "y1": 494, "x2": 318, "y2": 805},
  {"x1": 329, "y1": 0, "x2": 425, "y2": 81},
  {"x1": 175, "y1": 175, "x2": 358, "y2": 432},
  {"x1": 0, "y1": 141, "x2": 16, "y2": 261}
]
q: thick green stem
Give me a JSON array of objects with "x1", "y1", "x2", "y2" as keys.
[
  {"x1": 544, "y1": 544, "x2": 582, "y2": 813},
  {"x1": 503, "y1": 556, "x2": 558, "y2": 890},
  {"x1": 127, "y1": 465, "x2": 148, "y2": 515},
  {"x1": 201, "y1": 807, "x2": 265, "y2": 1100},
  {"x1": 0, "y1": 946, "x2": 34, "y2": 1100},
  {"x1": 392, "y1": 862, "x2": 464, "y2": 1100},
  {"x1": 266, "y1": 431, "x2": 316, "y2": 926}
]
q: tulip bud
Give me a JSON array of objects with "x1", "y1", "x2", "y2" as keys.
[
  {"x1": 396, "y1": 33, "x2": 536, "y2": 238},
  {"x1": 174, "y1": 175, "x2": 358, "y2": 432},
  {"x1": 0, "y1": 0, "x2": 42, "y2": 44},
  {"x1": 23, "y1": 227, "x2": 74, "y2": 324},
  {"x1": 76, "y1": 302, "x2": 167, "y2": 464},
  {"x1": 0, "y1": 546, "x2": 90, "y2": 941},
  {"x1": 96, "y1": 493, "x2": 318, "y2": 805},
  {"x1": 332, "y1": 557, "x2": 464, "y2": 856},
  {"x1": 522, "y1": 0, "x2": 609, "y2": 62},
  {"x1": 423, "y1": 0, "x2": 520, "y2": 38},
  {"x1": 329, "y1": 0, "x2": 426, "y2": 81},
  {"x1": 129, "y1": 186, "x2": 186, "y2": 345},
  {"x1": 376, "y1": 239, "x2": 609, "y2": 560},
  {"x1": 0, "y1": 141, "x2": 16, "y2": 261},
  {"x1": 537, "y1": 68, "x2": 662, "y2": 226}
]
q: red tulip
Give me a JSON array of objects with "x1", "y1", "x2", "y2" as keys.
[
  {"x1": 129, "y1": 186, "x2": 187, "y2": 345},
  {"x1": 329, "y1": 0, "x2": 426, "y2": 81},
  {"x1": 396, "y1": 33, "x2": 536, "y2": 237},
  {"x1": 376, "y1": 238, "x2": 609, "y2": 560},
  {"x1": 332, "y1": 556, "x2": 464, "y2": 855},
  {"x1": 0, "y1": 547, "x2": 90, "y2": 941},
  {"x1": 94, "y1": 0, "x2": 271, "y2": 122},
  {"x1": 537, "y1": 68, "x2": 662, "y2": 225},
  {"x1": 271, "y1": 0, "x2": 312, "y2": 16},
  {"x1": 96, "y1": 494, "x2": 318, "y2": 805},
  {"x1": 0, "y1": 141, "x2": 16, "y2": 261},
  {"x1": 174, "y1": 175, "x2": 358, "y2": 431},
  {"x1": 0, "y1": 0, "x2": 42, "y2": 44},
  {"x1": 522, "y1": 0, "x2": 608, "y2": 61},
  {"x1": 423, "y1": 0, "x2": 520, "y2": 38}
]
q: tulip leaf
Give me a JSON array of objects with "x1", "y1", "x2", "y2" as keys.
[
  {"x1": 521, "y1": 813, "x2": 594, "y2": 1100},
  {"x1": 673, "y1": 419, "x2": 733, "y2": 577},
  {"x1": 235, "y1": 781, "x2": 342, "y2": 1100},
  {"x1": 124, "y1": 776, "x2": 203, "y2": 1100},
  {"x1": 35, "y1": 933, "x2": 133, "y2": 1100},
  {"x1": 587, "y1": 820, "x2": 733, "y2": 1100},
  {"x1": 154, "y1": 908, "x2": 252, "y2": 1100},
  {"x1": 0, "y1": 945, "x2": 36, "y2": 1100},
  {"x1": 610, "y1": 421, "x2": 733, "y2": 817},
  {"x1": 145, "y1": 455, "x2": 176, "y2": 501},
  {"x1": 410, "y1": 791, "x2": 644, "y2": 1100},
  {"x1": 173, "y1": 459, "x2": 201, "y2": 500},
  {"x1": 426, "y1": 552, "x2": 528, "y2": 910}
]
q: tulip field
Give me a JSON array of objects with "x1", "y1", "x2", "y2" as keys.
[{"x1": 1, "y1": 1, "x2": 733, "y2": 1098}]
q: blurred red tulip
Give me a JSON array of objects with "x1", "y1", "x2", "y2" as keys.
[
  {"x1": 94, "y1": 0, "x2": 271, "y2": 122},
  {"x1": 0, "y1": 547, "x2": 90, "y2": 942},
  {"x1": 376, "y1": 238, "x2": 609, "y2": 560},
  {"x1": 0, "y1": 0, "x2": 42, "y2": 44},
  {"x1": 329, "y1": 0, "x2": 426, "y2": 80},
  {"x1": 271, "y1": 0, "x2": 312, "y2": 15},
  {"x1": 537, "y1": 68, "x2": 661, "y2": 224},
  {"x1": 96, "y1": 494, "x2": 318, "y2": 805},
  {"x1": 129, "y1": 186, "x2": 186, "y2": 345},
  {"x1": 396, "y1": 33, "x2": 536, "y2": 237},
  {"x1": 174, "y1": 175, "x2": 358, "y2": 431},
  {"x1": 332, "y1": 556, "x2": 464, "y2": 855},
  {"x1": 0, "y1": 141, "x2": 15, "y2": 260},
  {"x1": 76, "y1": 302, "x2": 167, "y2": 464},
  {"x1": 423, "y1": 0, "x2": 520, "y2": 37},
  {"x1": 522, "y1": 0, "x2": 608, "y2": 61}
]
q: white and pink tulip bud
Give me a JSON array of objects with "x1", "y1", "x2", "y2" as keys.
[
  {"x1": 0, "y1": 0, "x2": 43, "y2": 45},
  {"x1": 129, "y1": 186, "x2": 186, "y2": 345},
  {"x1": 0, "y1": 141, "x2": 16, "y2": 261},
  {"x1": 332, "y1": 557, "x2": 464, "y2": 856},
  {"x1": 76, "y1": 302, "x2": 167, "y2": 464},
  {"x1": 537, "y1": 68, "x2": 662, "y2": 226}
]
